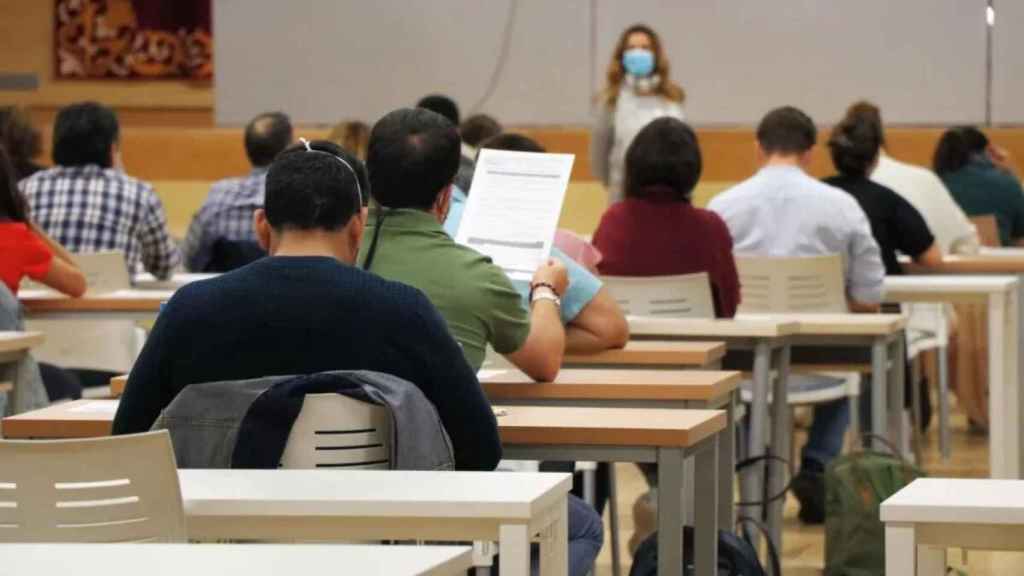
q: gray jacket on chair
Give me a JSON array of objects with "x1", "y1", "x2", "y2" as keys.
[
  {"x1": 152, "y1": 370, "x2": 455, "y2": 471},
  {"x1": 0, "y1": 284, "x2": 48, "y2": 416}
]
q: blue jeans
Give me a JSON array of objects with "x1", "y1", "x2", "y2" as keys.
[
  {"x1": 800, "y1": 398, "x2": 850, "y2": 471},
  {"x1": 520, "y1": 494, "x2": 603, "y2": 576}
]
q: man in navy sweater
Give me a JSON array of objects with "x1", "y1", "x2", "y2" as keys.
[{"x1": 112, "y1": 140, "x2": 501, "y2": 471}]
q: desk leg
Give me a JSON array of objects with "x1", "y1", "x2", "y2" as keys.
[
  {"x1": 539, "y1": 497, "x2": 569, "y2": 576},
  {"x1": 743, "y1": 341, "x2": 772, "y2": 548},
  {"x1": 888, "y1": 337, "x2": 906, "y2": 457},
  {"x1": 499, "y1": 522, "x2": 531, "y2": 576},
  {"x1": 657, "y1": 447, "x2": 684, "y2": 576},
  {"x1": 990, "y1": 287, "x2": 1021, "y2": 478},
  {"x1": 768, "y1": 344, "x2": 790, "y2": 549},
  {"x1": 718, "y1": 393, "x2": 736, "y2": 529},
  {"x1": 886, "y1": 523, "x2": 944, "y2": 576},
  {"x1": 694, "y1": 439, "x2": 719, "y2": 576},
  {"x1": 870, "y1": 339, "x2": 889, "y2": 449}
]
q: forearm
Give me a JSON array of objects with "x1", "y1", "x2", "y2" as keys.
[
  {"x1": 29, "y1": 222, "x2": 78, "y2": 266},
  {"x1": 505, "y1": 301, "x2": 565, "y2": 381}
]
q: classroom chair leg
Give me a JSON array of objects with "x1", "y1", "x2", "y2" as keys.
[{"x1": 938, "y1": 345, "x2": 952, "y2": 460}]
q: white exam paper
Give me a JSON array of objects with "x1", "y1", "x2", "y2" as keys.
[
  {"x1": 69, "y1": 401, "x2": 120, "y2": 414},
  {"x1": 456, "y1": 149, "x2": 575, "y2": 281}
]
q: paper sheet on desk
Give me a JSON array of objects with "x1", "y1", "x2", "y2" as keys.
[
  {"x1": 455, "y1": 149, "x2": 574, "y2": 282},
  {"x1": 69, "y1": 401, "x2": 119, "y2": 414}
]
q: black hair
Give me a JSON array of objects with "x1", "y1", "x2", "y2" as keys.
[
  {"x1": 264, "y1": 140, "x2": 368, "y2": 232},
  {"x1": 845, "y1": 101, "x2": 886, "y2": 147},
  {"x1": 756, "y1": 106, "x2": 817, "y2": 156},
  {"x1": 52, "y1": 101, "x2": 119, "y2": 168},
  {"x1": 0, "y1": 145, "x2": 28, "y2": 222},
  {"x1": 416, "y1": 94, "x2": 460, "y2": 126},
  {"x1": 366, "y1": 108, "x2": 461, "y2": 210},
  {"x1": 244, "y1": 111, "x2": 293, "y2": 167},
  {"x1": 623, "y1": 117, "x2": 702, "y2": 203},
  {"x1": 480, "y1": 132, "x2": 545, "y2": 154},
  {"x1": 828, "y1": 116, "x2": 882, "y2": 178},
  {"x1": 459, "y1": 114, "x2": 503, "y2": 148},
  {"x1": 934, "y1": 126, "x2": 990, "y2": 175}
]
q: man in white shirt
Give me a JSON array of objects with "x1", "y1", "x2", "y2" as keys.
[
  {"x1": 709, "y1": 106, "x2": 886, "y2": 524},
  {"x1": 847, "y1": 101, "x2": 980, "y2": 255}
]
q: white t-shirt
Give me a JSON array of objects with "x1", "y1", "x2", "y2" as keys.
[
  {"x1": 871, "y1": 153, "x2": 980, "y2": 255},
  {"x1": 605, "y1": 88, "x2": 684, "y2": 204}
]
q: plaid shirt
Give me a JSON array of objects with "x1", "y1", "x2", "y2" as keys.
[
  {"x1": 20, "y1": 165, "x2": 181, "y2": 279},
  {"x1": 181, "y1": 168, "x2": 266, "y2": 272}
]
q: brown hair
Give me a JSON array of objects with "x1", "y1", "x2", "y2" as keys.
[
  {"x1": 843, "y1": 101, "x2": 885, "y2": 147},
  {"x1": 327, "y1": 120, "x2": 371, "y2": 161},
  {"x1": 0, "y1": 106, "x2": 42, "y2": 170},
  {"x1": 599, "y1": 24, "x2": 685, "y2": 107}
]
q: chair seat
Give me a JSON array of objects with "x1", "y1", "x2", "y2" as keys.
[{"x1": 739, "y1": 372, "x2": 857, "y2": 405}]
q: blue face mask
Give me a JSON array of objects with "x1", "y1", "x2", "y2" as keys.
[{"x1": 622, "y1": 48, "x2": 655, "y2": 77}]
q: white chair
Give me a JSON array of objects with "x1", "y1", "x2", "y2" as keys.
[
  {"x1": 0, "y1": 430, "x2": 186, "y2": 542},
  {"x1": 602, "y1": 273, "x2": 716, "y2": 318},
  {"x1": 904, "y1": 302, "x2": 952, "y2": 460}
]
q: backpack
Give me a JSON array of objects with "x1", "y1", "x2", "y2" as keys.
[
  {"x1": 628, "y1": 522, "x2": 779, "y2": 576},
  {"x1": 824, "y1": 441, "x2": 926, "y2": 576}
]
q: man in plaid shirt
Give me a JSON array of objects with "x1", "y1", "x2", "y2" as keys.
[
  {"x1": 20, "y1": 102, "x2": 180, "y2": 280},
  {"x1": 182, "y1": 112, "x2": 293, "y2": 272}
]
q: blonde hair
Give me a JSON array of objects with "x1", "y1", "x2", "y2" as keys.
[
  {"x1": 599, "y1": 24, "x2": 685, "y2": 108},
  {"x1": 326, "y1": 120, "x2": 370, "y2": 160}
]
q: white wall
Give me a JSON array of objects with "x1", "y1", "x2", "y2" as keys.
[
  {"x1": 216, "y1": 0, "x2": 993, "y2": 127},
  {"x1": 993, "y1": 0, "x2": 1024, "y2": 124}
]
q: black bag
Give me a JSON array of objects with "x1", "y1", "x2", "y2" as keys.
[{"x1": 628, "y1": 522, "x2": 779, "y2": 576}]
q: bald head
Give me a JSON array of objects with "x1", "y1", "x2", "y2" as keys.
[{"x1": 244, "y1": 111, "x2": 293, "y2": 168}]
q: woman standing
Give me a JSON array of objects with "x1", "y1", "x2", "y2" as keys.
[{"x1": 590, "y1": 24, "x2": 686, "y2": 205}]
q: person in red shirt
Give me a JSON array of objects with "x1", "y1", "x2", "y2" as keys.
[
  {"x1": 0, "y1": 145, "x2": 86, "y2": 297},
  {"x1": 593, "y1": 117, "x2": 740, "y2": 317}
]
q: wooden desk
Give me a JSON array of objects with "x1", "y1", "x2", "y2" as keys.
[
  {"x1": 885, "y1": 275, "x2": 1019, "y2": 473},
  {"x1": 0, "y1": 543, "x2": 474, "y2": 576},
  {"x1": 132, "y1": 273, "x2": 218, "y2": 290},
  {"x1": 563, "y1": 340, "x2": 726, "y2": 368},
  {"x1": 497, "y1": 405, "x2": 726, "y2": 576},
  {"x1": 19, "y1": 289, "x2": 171, "y2": 322},
  {"x1": 110, "y1": 374, "x2": 127, "y2": 397},
  {"x1": 1, "y1": 399, "x2": 117, "y2": 438},
  {"x1": 882, "y1": 478, "x2": 1024, "y2": 575},
  {"x1": 0, "y1": 331, "x2": 46, "y2": 406}
]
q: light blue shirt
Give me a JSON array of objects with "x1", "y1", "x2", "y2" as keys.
[
  {"x1": 708, "y1": 165, "x2": 885, "y2": 304},
  {"x1": 445, "y1": 186, "x2": 601, "y2": 323}
]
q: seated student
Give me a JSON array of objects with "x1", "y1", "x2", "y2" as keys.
[
  {"x1": 850, "y1": 101, "x2": 980, "y2": 255},
  {"x1": 0, "y1": 106, "x2": 45, "y2": 180},
  {"x1": 19, "y1": 102, "x2": 180, "y2": 279},
  {"x1": 359, "y1": 107, "x2": 602, "y2": 576},
  {"x1": 112, "y1": 140, "x2": 500, "y2": 471},
  {"x1": 824, "y1": 110, "x2": 943, "y2": 273},
  {"x1": 934, "y1": 126, "x2": 1024, "y2": 247},
  {"x1": 327, "y1": 120, "x2": 370, "y2": 160},
  {"x1": 183, "y1": 111, "x2": 293, "y2": 272},
  {"x1": 451, "y1": 133, "x2": 629, "y2": 352},
  {"x1": 709, "y1": 106, "x2": 885, "y2": 524},
  {"x1": 416, "y1": 94, "x2": 478, "y2": 193},
  {"x1": 593, "y1": 117, "x2": 740, "y2": 317},
  {"x1": 456, "y1": 113, "x2": 502, "y2": 190}
]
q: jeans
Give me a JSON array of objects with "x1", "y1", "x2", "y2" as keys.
[{"x1": 800, "y1": 398, "x2": 850, "y2": 471}]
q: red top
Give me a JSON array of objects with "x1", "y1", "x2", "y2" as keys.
[
  {"x1": 0, "y1": 221, "x2": 53, "y2": 295},
  {"x1": 593, "y1": 199, "x2": 741, "y2": 318}
]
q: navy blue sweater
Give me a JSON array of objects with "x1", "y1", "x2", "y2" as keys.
[{"x1": 112, "y1": 256, "x2": 502, "y2": 471}]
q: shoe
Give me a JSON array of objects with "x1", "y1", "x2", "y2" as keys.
[{"x1": 791, "y1": 470, "x2": 825, "y2": 525}]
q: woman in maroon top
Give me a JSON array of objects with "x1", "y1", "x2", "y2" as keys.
[{"x1": 593, "y1": 117, "x2": 740, "y2": 317}]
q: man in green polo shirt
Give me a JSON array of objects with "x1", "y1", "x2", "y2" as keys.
[{"x1": 359, "y1": 107, "x2": 568, "y2": 382}]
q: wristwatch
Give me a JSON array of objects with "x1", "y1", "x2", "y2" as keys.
[{"x1": 531, "y1": 289, "x2": 562, "y2": 309}]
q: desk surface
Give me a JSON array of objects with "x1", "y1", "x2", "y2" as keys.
[
  {"x1": 0, "y1": 543, "x2": 474, "y2": 576},
  {"x1": 496, "y1": 404, "x2": 725, "y2": 448},
  {"x1": 110, "y1": 374, "x2": 127, "y2": 397},
  {"x1": 1, "y1": 399, "x2": 117, "y2": 438},
  {"x1": 881, "y1": 478, "x2": 1024, "y2": 525},
  {"x1": 132, "y1": 273, "x2": 218, "y2": 290},
  {"x1": 737, "y1": 313, "x2": 907, "y2": 336},
  {"x1": 884, "y1": 275, "x2": 1019, "y2": 303},
  {"x1": 563, "y1": 340, "x2": 725, "y2": 367},
  {"x1": 914, "y1": 253, "x2": 1024, "y2": 274},
  {"x1": 480, "y1": 368, "x2": 741, "y2": 402},
  {"x1": 0, "y1": 331, "x2": 45, "y2": 354},
  {"x1": 19, "y1": 289, "x2": 172, "y2": 312},
  {"x1": 627, "y1": 315, "x2": 799, "y2": 338},
  {"x1": 180, "y1": 468, "x2": 570, "y2": 520}
]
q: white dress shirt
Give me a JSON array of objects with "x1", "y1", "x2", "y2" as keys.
[
  {"x1": 871, "y1": 152, "x2": 980, "y2": 255},
  {"x1": 708, "y1": 164, "x2": 885, "y2": 304}
]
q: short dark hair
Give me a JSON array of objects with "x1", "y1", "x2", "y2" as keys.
[
  {"x1": 244, "y1": 112, "x2": 293, "y2": 167},
  {"x1": 828, "y1": 116, "x2": 881, "y2": 178},
  {"x1": 367, "y1": 108, "x2": 461, "y2": 210},
  {"x1": 480, "y1": 132, "x2": 545, "y2": 154},
  {"x1": 756, "y1": 106, "x2": 817, "y2": 156},
  {"x1": 0, "y1": 145, "x2": 28, "y2": 222},
  {"x1": 460, "y1": 114, "x2": 503, "y2": 148},
  {"x1": 416, "y1": 94, "x2": 460, "y2": 125},
  {"x1": 845, "y1": 101, "x2": 886, "y2": 147},
  {"x1": 934, "y1": 126, "x2": 989, "y2": 175},
  {"x1": 52, "y1": 102, "x2": 119, "y2": 168},
  {"x1": 624, "y1": 117, "x2": 702, "y2": 203},
  {"x1": 265, "y1": 140, "x2": 368, "y2": 231}
]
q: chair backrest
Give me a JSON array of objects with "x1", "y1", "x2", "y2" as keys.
[
  {"x1": 0, "y1": 430, "x2": 186, "y2": 542},
  {"x1": 969, "y1": 215, "x2": 1001, "y2": 247},
  {"x1": 601, "y1": 273, "x2": 715, "y2": 318},
  {"x1": 279, "y1": 393, "x2": 392, "y2": 470},
  {"x1": 735, "y1": 254, "x2": 846, "y2": 313}
]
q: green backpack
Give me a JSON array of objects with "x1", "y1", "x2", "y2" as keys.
[{"x1": 824, "y1": 445, "x2": 926, "y2": 576}]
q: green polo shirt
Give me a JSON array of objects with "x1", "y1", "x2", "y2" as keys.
[
  {"x1": 942, "y1": 160, "x2": 1024, "y2": 246},
  {"x1": 358, "y1": 208, "x2": 531, "y2": 370}
]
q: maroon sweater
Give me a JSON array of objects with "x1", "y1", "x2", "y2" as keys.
[{"x1": 593, "y1": 199, "x2": 740, "y2": 318}]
